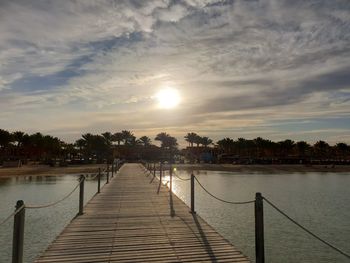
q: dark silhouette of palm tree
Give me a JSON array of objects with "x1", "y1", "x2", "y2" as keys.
[
  {"x1": 335, "y1": 142, "x2": 349, "y2": 159},
  {"x1": 193, "y1": 134, "x2": 202, "y2": 147},
  {"x1": 138, "y1": 136, "x2": 151, "y2": 146},
  {"x1": 155, "y1": 132, "x2": 178, "y2": 161},
  {"x1": 12, "y1": 131, "x2": 25, "y2": 147},
  {"x1": 155, "y1": 132, "x2": 170, "y2": 148},
  {"x1": 0, "y1": 129, "x2": 13, "y2": 149},
  {"x1": 200, "y1": 137, "x2": 213, "y2": 148},
  {"x1": 278, "y1": 139, "x2": 295, "y2": 157},
  {"x1": 313, "y1": 140, "x2": 330, "y2": 159},
  {"x1": 121, "y1": 130, "x2": 134, "y2": 145},
  {"x1": 296, "y1": 141, "x2": 310, "y2": 158},
  {"x1": 112, "y1": 132, "x2": 123, "y2": 146},
  {"x1": 217, "y1": 138, "x2": 234, "y2": 153},
  {"x1": 184, "y1": 132, "x2": 198, "y2": 147},
  {"x1": 101, "y1": 132, "x2": 113, "y2": 146}
]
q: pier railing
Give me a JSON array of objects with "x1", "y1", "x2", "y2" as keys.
[
  {"x1": 143, "y1": 162, "x2": 350, "y2": 263},
  {"x1": 0, "y1": 161, "x2": 122, "y2": 263}
]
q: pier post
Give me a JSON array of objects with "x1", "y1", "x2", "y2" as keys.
[
  {"x1": 169, "y1": 164, "x2": 173, "y2": 192},
  {"x1": 190, "y1": 173, "x2": 196, "y2": 214},
  {"x1": 106, "y1": 164, "x2": 110, "y2": 184},
  {"x1": 97, "y1": 168, "x2": 101, "y2": 194},
  {"x1": 160, "y1": 163, "x2": 162, "y2": 183},
  {"x1": 255, "y1": 192, "x2": 265, "y2": 263},
  {"x1": 78, "y1": 175, "x2": 85, "y2": 215},
  {"x1": 12, "y1": 200, "x2": 25, "y2": 263}
]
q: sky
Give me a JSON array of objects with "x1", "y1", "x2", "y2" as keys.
[{"x1": 0, "y1": 0, "x2": 350, "y2": 146}]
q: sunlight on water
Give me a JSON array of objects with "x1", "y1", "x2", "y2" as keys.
[{"x1": 0, "y1": 171, "x2": 349, "y2": 263}]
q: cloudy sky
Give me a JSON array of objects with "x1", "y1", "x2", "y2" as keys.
[{"x1": 1, "y1": 0, "x2": 350, "y2": 145}]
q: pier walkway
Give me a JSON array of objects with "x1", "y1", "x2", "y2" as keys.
[{"x1": 35, "y1": 163, "x2": 250, "y2": 263}]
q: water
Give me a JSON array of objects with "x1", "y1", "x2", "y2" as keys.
[
  {"x1": 0, "y1": 174, "x2": 102, "y2": 263},
  {"x1": 0, "y1": 171, "x2": 349, "y2": 263},
  {"x1": 168, "y1": 170, "x2": 350, "y2": 263}
]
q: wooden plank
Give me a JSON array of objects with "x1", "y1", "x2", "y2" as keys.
[{"x1": 35, "y1": 163, "x2": 250, "y2": 263}]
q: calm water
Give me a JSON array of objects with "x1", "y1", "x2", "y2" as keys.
[
  {"x1": 167, "y1": 170, "x2": 350, "y2": 263},
  {"x1": 0, "y1": 171, "x2": 349, "y2": 263},
  {"x1": 0, "y1": 174, "x2": 103, "y2": 263}
]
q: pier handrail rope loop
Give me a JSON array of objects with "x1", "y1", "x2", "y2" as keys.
[
  {"x1": 173, "y1": 172, "x2": 191, "y2": 181},
  {"x1": 263, "y1": 196, "x2": 350, "y2": 259},
  {"x1": 0, "y1": 205, "x2": 25, "y2": 226},
  {"x1": 25, "y1": 176, "x2": 85, "y2": 209},
  {"x1": 194, "y1": 176, "x2": 255, "y2": 205}
]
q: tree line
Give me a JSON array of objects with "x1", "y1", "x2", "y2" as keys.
[
  {"x1": 0, "y1": 129, "x2": 178, "y2": 164},
  {"x1": 0, "y1": 128, "x2": 349, "y2": 164}
]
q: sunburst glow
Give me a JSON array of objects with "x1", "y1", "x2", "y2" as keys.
[{"x1": 156, "y1": 88, "x2": 181, "y2": 109}]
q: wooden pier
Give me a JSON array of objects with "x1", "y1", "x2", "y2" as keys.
[{"x1": 35, "y1": 163, "x2": 250, "y2": 263}]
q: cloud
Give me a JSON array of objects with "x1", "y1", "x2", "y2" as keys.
[{"x1": 0, "y1": 0, "x2": 350, "y2": 144}]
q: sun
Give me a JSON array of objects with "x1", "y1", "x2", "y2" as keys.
[{"x1": 156, "y1": 88, "x2": 181, "y2": 109}]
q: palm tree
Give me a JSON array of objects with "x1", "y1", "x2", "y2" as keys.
[
  {"x1": 184, "y1": 132, "x2": 198, "y2": 147},
  {"x1": 236, "y1": 138, "x2": 247, "y2": 156},
  {"x1": 121, "y1": 130, "x2": 134, "y2": 145},
  {"x1": 335, "y1": 142, "x2": 348, "y2": 159},
  {"x1": 101, "y1": 132, "x2": 113, "y2": 146},
  {"x1": 112, "y1": 132, "x2": 123, "y2": 146},
  {"x1": 296, "y1": 141, "x2": 310, "y2": 158},
  {"x1": 217, "y1": 138, "x2": 234, "y2": 153},
  {"x1": 313, "y1": 140, "x2": 330, "y2": 159},
  {"x1": 200, "y1": 137, "x2": 213, "y2": 148},
  {"x1": 155, "y1": 132, "x2": 170, "y2": 148},
  {"x1": 138, "y1": 136, "x2": 151, "y2": 146},
  {"x1": 155, "y1": 133, "x2": 178, "y2": 149},
  {"x1": 193, "y1": 134, "x2": 202, "y2": 147},
  {"x1": 0, "y1": 129, "x2": 13, "y2": 148},
  {"x1": 155, "y1": 132, "x2": 178, "y2": 161},
  {"x1": 12, "y1": 131, "x2": 25, "y2": 147},
  {"x1": 278, "y1": 139, "x2": 295, "y2": 157}
]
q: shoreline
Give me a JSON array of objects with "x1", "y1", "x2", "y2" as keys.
[
  {"x1": 173, "y1": 163, "x2": 350, "y2": 173},
  {"x1": 0, "y1": 164, "x2": 105, "y2": 178},
  {"x1": 1, "y1": 163, "x2": 350, "y2": 178}
]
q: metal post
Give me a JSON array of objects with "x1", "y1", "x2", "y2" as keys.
[
  {"x1": 190, "y1": 173, "x2": 195, "y2": 214},
  {"x1": 78, "y1": 175, "x2": 85, "y2": 215},
  {"x1": 169, "y1": 165, "x2": 172, "y2": 192},
  {"x1": 106, "y1": 164, "x2": 110, "y2": 184},
  {"x1": 12, "y1": 200, "x2": 25, "y2": 263},
  {"x1": 97, "y1": 168, "x2": 101, "y2": 193},
  {"x1": 255, "y1": 192, "x2": 265, "y2": 263}
]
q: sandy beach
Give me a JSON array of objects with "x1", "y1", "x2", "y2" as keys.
[
  {"x1": 0, "y1": 164, "x2": 105, "y2": 178},
  {"x1": 174, "y1": 163, "x2": 350, "y2": 173},
  {"x1": 1, "y1": 163, "x2": 349, "y2": 178}
]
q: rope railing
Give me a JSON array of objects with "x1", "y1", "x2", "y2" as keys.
[
  {"x1": 173, "y1": 172, "x2": 191, "y2": 181},
  {"x1": 6, "y1": 162, "x2": 119, "y2": 263},
  {"x1": 25, "y1": 177, "x2": 84, "y2": 209},
  {"x1": 194, "y1": 176, "x2": 255, "y2": 205},
  {"x1": 0, "y1": 205, "x2": 25, "y2": 226},
  {"x1": 263, "y1": 197, "x2": 350, "y2": 259},
  {"x1": 138, "y1": 163, "x2": 350, "y2": 262}
]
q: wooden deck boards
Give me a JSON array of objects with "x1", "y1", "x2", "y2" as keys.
[{"x1": 35, "y1": 163, "x2": 250, "y2": 263}]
